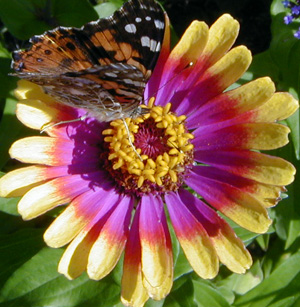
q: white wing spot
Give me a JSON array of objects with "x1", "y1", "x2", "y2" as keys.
[
  {"x1": 141, "y1": 36, "x2": 150, "y2": 47},
  {"x1": 141, "y1": 36, "x2": 159, "y2": 52},
  {"x1": 155, "y1": 42, "x2": 161, "y2": 52},
  {"x1": 154, "y1": 19, "x2": 164, "y2": 29},
  {"x1": 135, "y1": 17, "x2": 142, "y2": 23},
  {"x1": 125, "y1": 24, "x2": 137, "y2": 33},
  {"x1": 145, "y1": 16, "x2": 151, "y2": 21}
]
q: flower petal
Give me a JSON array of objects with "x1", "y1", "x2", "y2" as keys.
[
  {"x1": 154, "y1": 21, "x2": 209, "y2": 105},
  {"x1": 18, "y1": 172, "x2": 106, "y2": 220},
  {"x1": 178, "y1": 189, "x2": 252, "y2": 274},
  {"x1": 202, "y1": 14, "x2": 240, "y2": 66},
  {"x1": 194, "y1": 150, "x2": 296, "y2": 185},
  {"x1": 175, "y1": 46, "x2": 252, "y2": 115},
  {"x1": 187, "y1": 77, "x2": 275, "y2": 128},
  {"x1": 139, "y1": 195, "x2": 173, "y2": 300},
  {"x1": 121, "y1": 204, "x2": 149, "y2": 307},
  {"x1": 0, "y1": 165, "x2": 68, "y2": 197},
  {"x1": 87, "y1": 196, "x2": 133, "y2": 280},
  {"x1": 58, "y1": 191, "x2": 122, "y2": 279},
  {"x1": 165, "y1": 192, "x2": 218, "y2": 279},
  {"x1": 186, "y1": 167, "x2": 272, "y2": 233},
  {"x1": 193, "y1": 123, "x2": 290, "y2": 151},
  {"x1": 44, "y1": 183, "x2": 118, "y2": 248},
  {"x1": 253, "y1": 92, "x2": 299, "y2": 122},
  {"x1": 9, "y1": 136, "x2": 74, "y2": 165}
]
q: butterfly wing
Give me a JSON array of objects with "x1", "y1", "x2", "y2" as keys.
[
  {"x1": 11, "y1": 0, "x2": 165, "y2": 120},
  {"x1": 12, "y1": 0, "x2": 165, "y2": 79},
  {"x1": 15, "y1": 63, "x2": 146, "y2": 121}
]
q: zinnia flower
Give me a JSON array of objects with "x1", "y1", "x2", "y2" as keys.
[{"x1": 0, "y1": 14, "x2": 298, "y2": 307}]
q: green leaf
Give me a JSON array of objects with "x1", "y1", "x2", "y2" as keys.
[
  {"x1": 94, "y1": 1, "x2": 123, "y2": 18},
  {"x1": 233, "y1": 251, "x2": 300, "y2": 307},
  {"x1": 272, "y1": 145, "x2": 300, "y2": 248},
  {"x1": 0, "y1": 0, "x2": 98, "y2": 40},
  {"x1": 217, "y1": 260, "x2": 263, "y2": 296},
  {"x1": 0, "y1": 247, "x2": 121, "y2": 307},
  {"x1": 193, "y1": 279, "x2": 230, "y2": 307},
  {"x1": 0, "y1": 196, "x2": 19, "y2": 216},
  {"x1": 163, "y1": 277, "x2": 196, "y2": 307},
  {"x1": 0, "y1": 228, "x2": 44, "y2": 289},
  {"x1": 0, "y1": 97, "x2": 24, "y2": 170}
]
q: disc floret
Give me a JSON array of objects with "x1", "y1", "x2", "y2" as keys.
[{"x1": 102, "y1": 98, "x2": 194, "y2": 194}]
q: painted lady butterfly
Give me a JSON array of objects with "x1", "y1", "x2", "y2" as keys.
[{"x1": 11, "y1": 0, "x2": 165, "y2": 122}]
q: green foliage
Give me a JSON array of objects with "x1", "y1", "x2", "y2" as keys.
[{"x1": 0, "y1": 0, "x2": 299, "y2": 306}]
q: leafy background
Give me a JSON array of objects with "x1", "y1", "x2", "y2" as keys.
[{"x1": 0, "y1": 0, "x2": 300, "y2": 306}]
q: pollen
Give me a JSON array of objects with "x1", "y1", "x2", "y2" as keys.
[{"x1": 102, "y1": 98, "x2": 194, "y2": 195}]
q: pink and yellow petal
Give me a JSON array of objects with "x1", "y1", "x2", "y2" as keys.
[
  {"x1": 176, "y1": 46, "x2": 252, "y2": 115},
  {"x1": 15, "y1": 80, "x2": 82, "y2": 128},
  {"x1": 0, "y1": 165, "x2": 68, "y2": 197},
  {"x1": 87, "y1": 196, "x2": 133, "y2": 280},
  {"x1": 168, "y1": 21, "x2": 208, "y2": 66},
  {"x1": 178, "y1": 189, "x2": 252, "y2": 274},
  {"x1": 18, "y1": 173, "x2": 95, "y2": 220},
  {"x1": 188, "y1": 77, "x2": 275, "y2": 128},
  {"x1": 186, "y1": 169, "x2": 272, "y2": 233},
  {"x1": 139, "y1": 195, "x2": 173, "y2": 300},
  {"x1": 45, "y1": 184, "x2": 120, "y2": 248},
  {"x1": 194, "y1": 150, "x2": 296, "y2": 186},
  {"x1": 203, "y1": 46, "x2": 251, "y2": 92},
  {"x1": 154, "y1": 21, "x2": 209, "y2": 105},
  {"x1": 58, "y1": 192, "x2": 123, "y2": 279},
  {"x1": 9, "y1": 136, "x2": 74, "y2": 165},
  {"x1": 165, "y1": 192, "x2": 219, "y2": 279},
  {"x1": 121, "y1": 205, "x2": 149, "y2": 307},
  {"x1": 193, "y1": 122, "x2": 290, "y2": 151}
]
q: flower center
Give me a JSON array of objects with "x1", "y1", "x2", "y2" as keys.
[{"x1": 102, "y1": 98, "x2": 194, "y2": 196}]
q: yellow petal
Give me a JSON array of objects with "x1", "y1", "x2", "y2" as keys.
[
  {"x1": 87, "y1": 233, "x2": 125, "y2": 280},
  {"x1": 206, "y1": 46, "x2": 252, "y2": 90},
  {"x1": 246, "y1": 155, "x2": 296, "y2": 186},
  {"x1": 221, "y1": 190, "x2": 272, "y2": 233},
  {"x1": 16, "y1": 99, "x2": 61, "y2": 130},
  {"x1": 177, "y1": 232, "x2": 219, "y2": 279},
  {"x1": 244, "y1": 123, "x2": 290, "y2": 150},
  {"x1": 18, "y1": 178, "x2": 72, "y2": 220},
  {"x1": 140, "y1": 241, "x2": 173, "y2": 300},
  {"x1": 58, "y1": 228, "x2": 92, "y2": 279},
  {"x1": 14, "y1": 80, "x2": 55, "y2": 102},
  {"x1": 226, "y1": 77, "x2": 275, "y2": 113},
  {"x1": 212, "y1": 222, "x2": 252, "y2": 274},
  {"x1": 121, "y1": 262, "x2": 149, "y2": 307},
  {"x1": 0, "y1": 165, "x2": 48, "y2": 197},
  {"x1": 254, "y1": 92, "x2": 299, "y2": 122},
  {"x1": 170, "y1": 20, "x2": 209, "y2": 63},
  {"x1": 44, "y1": 204, "x2": 87, "y2": 248},
  {"x1": 203, "y1": 14, "x2": 240, "y2": 65}
]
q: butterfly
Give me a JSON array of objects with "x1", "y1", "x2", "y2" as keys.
[{"x1": 11, "y1": 0, "x2": 166, "y2": 122}]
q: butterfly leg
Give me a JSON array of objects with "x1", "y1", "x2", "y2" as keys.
[{"x1": 121, "y1": 118, "x2": 143, "y2": 161}]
